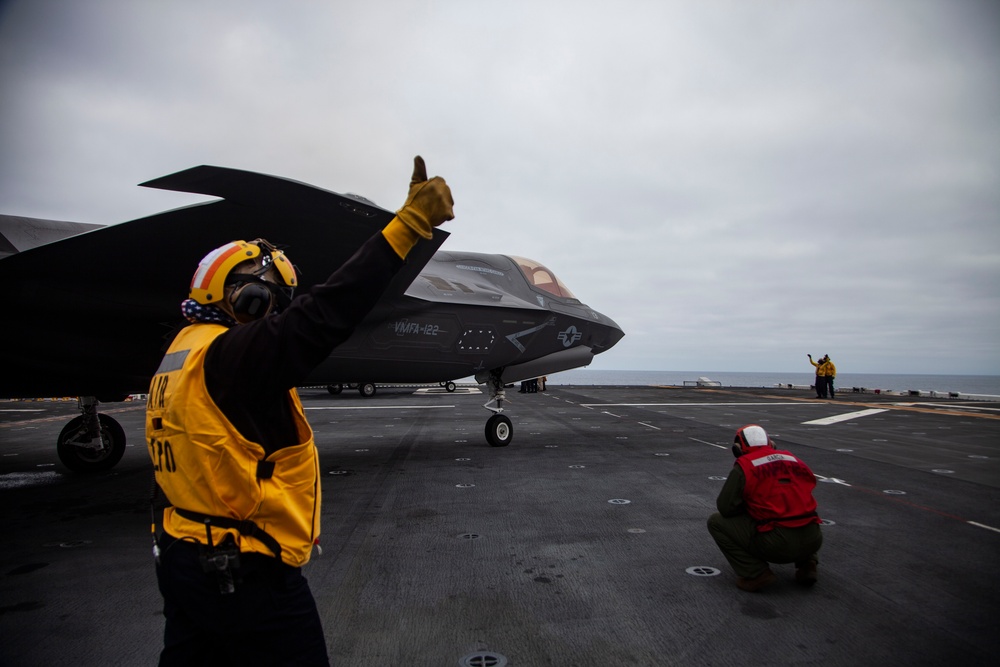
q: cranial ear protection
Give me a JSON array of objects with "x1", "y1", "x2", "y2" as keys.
[
  {"x1": 229, "y1": 279, "x2": 275, "y2": 322},
  {"x1": 732, "y1": 438, "x2": 744, "y2": 459}
]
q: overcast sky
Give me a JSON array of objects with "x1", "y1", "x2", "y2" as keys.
[{"x1": 2, "y1": 0, "x2": 998, "y2": 375}]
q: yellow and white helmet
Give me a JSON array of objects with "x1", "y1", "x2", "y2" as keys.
[{"x1": 189, "y1": 239, "x2": 297, "y2": 317}]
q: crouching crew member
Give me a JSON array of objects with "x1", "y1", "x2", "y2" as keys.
[
  {"x1": 707, "y1": 424, "x2": 823, "y2": 592},
  {"x1": 146, "y1": 156, "x2": 455, "y2": 665}
]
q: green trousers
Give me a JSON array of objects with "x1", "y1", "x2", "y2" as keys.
[{"x1": 707, "y1": 512, "x2": 823, "y2": 578}]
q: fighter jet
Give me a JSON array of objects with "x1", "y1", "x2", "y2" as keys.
[{"x1": 0, "y1": 165, "x2": 624, "y2": 471}]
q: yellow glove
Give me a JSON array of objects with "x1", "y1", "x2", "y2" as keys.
[
  {"x1": 384, "y1": 156, "x2": 455, "y2": 258},
  {"x1": 394, "y1": 155, "x2": 455, "y2": 239}
]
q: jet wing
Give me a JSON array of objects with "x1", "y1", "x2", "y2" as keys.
[
  {"x1": 0, "y1": 165, "x2": 447, "y2": 399},
  {"x1": 0, "y1": 214, "x2": 104, "y2": 258}
]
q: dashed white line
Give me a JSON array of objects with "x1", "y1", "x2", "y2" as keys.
[{"x1": 690, "y1": 437, "x2": 726, "y2": 449}]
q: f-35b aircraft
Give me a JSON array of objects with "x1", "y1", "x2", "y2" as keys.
[{"x1": 0, "y1": 166, "x2": 624, "y2": 471}]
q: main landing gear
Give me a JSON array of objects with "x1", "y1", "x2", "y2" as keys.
[
  {"x1": 327, "y1": 381, "x2": 457, "y2": 396},
  {"x1": 56, "y1": 396, "x2": 127, "y2": 472},
  {"x1": 483, "y1": 371, "x2": 513, "y2": 447},
  {"x1": 326, "y1": 382, "x2": 378, "y2": 397}
]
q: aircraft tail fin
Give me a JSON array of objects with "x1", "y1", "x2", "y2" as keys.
[
  {"x1": 140, "y1": 165, "x2": 387, "y2": 216},
  {"x1": 141, "y1": 165, "x2": 448, "y2": 297}
]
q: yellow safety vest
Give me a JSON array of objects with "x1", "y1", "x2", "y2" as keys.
[{"x1": 146, "y1": 323, "x2": 320, "y2": 567}]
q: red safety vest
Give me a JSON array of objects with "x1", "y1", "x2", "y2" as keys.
[{"x1": 737, "y1": 448, "x2": 821, "y2": 532}]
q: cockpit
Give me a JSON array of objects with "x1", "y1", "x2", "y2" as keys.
[{"x1": 510, "y1": 256, "x2": 577, "y2": 300}]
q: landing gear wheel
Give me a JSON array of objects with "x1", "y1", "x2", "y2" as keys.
[
  {"x1": 327, "y1": 384, "x2": 343, "y2": 395},
  {"x1": 445, "y1": 381, "x2": 456, "y2": 393},
  {"x1": 57, "y1": 413, "x2": 127, "y2": 472},
  {"x1": 358, "y1": 382, "x2": 377, "y2": 397},
  {"x1": 485, "y1": 414, "x2": 513, "y2": 447}
]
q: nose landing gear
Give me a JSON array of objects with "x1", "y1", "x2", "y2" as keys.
[{"x1": 483, "y1": 371, "x2": 512, "y2": 447}]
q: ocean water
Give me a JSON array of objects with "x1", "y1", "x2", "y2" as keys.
[{"x1": 544, "y1": 369, "x2": 1000, "y2": 397}]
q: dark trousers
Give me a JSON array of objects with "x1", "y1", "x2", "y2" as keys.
[
  {"x1": 155, "y1": 533, "x2": 329, "y2": 666},
  {"x1": 825, "y1": 376, "x2": 836, "y2": 398},
  {"x1": 815, "y1": 375, "x2": 826, "y2": 398},
  {"x1": 707, "y1": 512, "x2": 822, "y2": 578}
]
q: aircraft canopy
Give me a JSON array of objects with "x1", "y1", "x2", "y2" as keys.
[{"x1": 510, "y1": 256, "x2": 577, "y2": 299}]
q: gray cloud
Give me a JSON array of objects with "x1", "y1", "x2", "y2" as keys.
[{"x1": 2, "y1": 0, "x2": 998, "y2": 374}]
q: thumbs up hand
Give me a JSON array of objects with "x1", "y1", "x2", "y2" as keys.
[{"x1": 395, "y1": 156, "x2": 454, "y2": 239}]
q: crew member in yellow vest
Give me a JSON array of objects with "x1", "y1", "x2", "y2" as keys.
[
  {"x1": 807, "y1": 353, "x2": 827, "y2": 398},
  {"x1": 821, "y1": 355, "x2": 837, "y2": 399},
  {"x1": 146, "y1": 156, "x2": 455, "y2": 666}
]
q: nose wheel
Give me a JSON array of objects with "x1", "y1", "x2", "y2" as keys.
[
  {"x1": 485, "y1": 413, "x2": 512, "y2": 447},
  {"x1": 481, "y1": 370, "x2": 513, "y2": 447}
]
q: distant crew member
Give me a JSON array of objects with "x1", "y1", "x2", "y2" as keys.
[
  {"x1": 822, "y1": 355, "x2": 837, "y2": 399},
  {"x1": 146, "y1": 156, "x2": 455, "y2": 665},
  {"x1": 808, "y1": 353, "x2": 827, "y2": 398},
  {"x1": 707, "y1": 424, "x2": 823, "y2": 592}
]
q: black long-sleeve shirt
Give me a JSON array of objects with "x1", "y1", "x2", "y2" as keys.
[{"x1": 202, "y1": 232, "x2": 404, "y2": 454}]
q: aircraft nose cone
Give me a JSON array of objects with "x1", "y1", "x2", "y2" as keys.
[{"x1": 593, "y1": 313, "x2": 625, "y2": 354}]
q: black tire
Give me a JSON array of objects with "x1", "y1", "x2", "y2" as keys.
[
  {"x1": 485, "y1": 414, "x2": 513, "y2": 447},
  {"x1": 445, "y1": 382, "x2": 456, "y2": 393},
  {"x1": 358, "y1": 382, "x2": 377, "y2": 397},
  {"x1": 56, "y1": 413, "x2": 127, "y2": 472},
  {"x1": 327, "y1": 384, "x2": 343, "y2": 395}
]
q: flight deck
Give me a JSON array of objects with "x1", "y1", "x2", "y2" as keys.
[{"x1": 1, "y1": 385, "x2": 998, "y2": 666}]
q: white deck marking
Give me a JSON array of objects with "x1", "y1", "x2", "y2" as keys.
[
  {"x1": 306, "y1": 405, "x2": 455, "y2": 410},
  {"x1": 968, "y1": 521, "x2": 1000, "y2": 534},
  {"x1": 802, "y1": 408, "x2": 888, "y2": 425},
  {"x1": 580, "y1": 402, "x2": 805, "y2": 408},
  {"x1": 899, "y1": 402, "x2": 1000, "y2": 414},
  {"x1": 414, "y1": 387, "x2": 482, "y2": 395}
]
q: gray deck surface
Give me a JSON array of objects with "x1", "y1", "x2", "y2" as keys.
[{"x1": 2, "y1": 385, "x2": 998, "y2": 666}]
